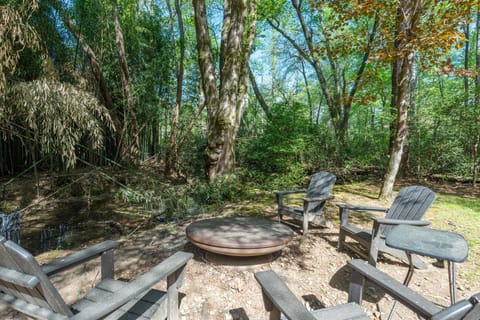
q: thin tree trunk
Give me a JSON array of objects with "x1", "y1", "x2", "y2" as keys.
[
  {"x1": 248, "y1": 64, "x2": 273, "y2": 121},
  {"x1": 55, "y1": 7, "x2": 125, "y2": 160},
  {"x1": 268, "y1": 2, "x2": 377, "y2": 148},
  {"x1": 380, "y1": 0, "x2": 422, "y2": 200},
  {"x1": 112, "y1": 0, "x2": 139, "y2": 165},
  {"x1": 165, "y1": 0, "x2": 186, "y2": 177},
  {"x1": 464, "y1": 22, "x2": 470, "y2": 112},
  {"x1": 300, "y1": 59, "x2": 313, "y2": 121},
  {"x1": 474, "y1": 1, "x2": 480, "y2": 186}
]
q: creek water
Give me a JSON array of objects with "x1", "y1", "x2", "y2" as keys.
[{"x1": 1, "y1": 197, "x2": 147, "y2": 255}]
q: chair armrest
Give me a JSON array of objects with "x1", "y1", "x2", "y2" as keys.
[
  {"x1": 430, "y1": 298, "x2": 477, "y2": 320},
  {"x1": 337, "y1": 204, "x2": 389, "y2": 212},
  {"x1": 372, "y1": 217, "x2": 431, "y2": 226},
  {"x1": 275, "y1": 189, "x2": 307, "y2": 197},
  {"x1": 348, "y1": 259, "x2": 442, "y2": 318},
  {"x1": 304, "y1": 195, "x2": 334, "y2": 203},
  {"x1": 69, "y1": 251, "x2": 193, "y2": 320},
  {"x1": 338, "y1": 204, "x2": 388, "y2": 226},
  {"x1": 42, "y1": 240, "x2": 118, "y2": 276},
  {"x1": 254, "y1": 270, "x2": 317, "y2": 320}
]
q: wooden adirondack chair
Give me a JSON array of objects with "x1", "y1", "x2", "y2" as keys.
[
  {"x1": 0, "y1": 237, "x2": 193, "y2": 320},
  {"x1": 255, "y1": 259, "x2": 480, "y2": 320},
  {"x1": 337, "y1": 185, "x2": 436, "y2": 267},
  {"x1": 275, "y1": 172, "x2": 336, "y2": 234}
]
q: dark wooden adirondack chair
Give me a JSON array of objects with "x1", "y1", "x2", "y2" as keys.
[
  {"x1": 337, "y1": 185, "x2": 436, "y2": 267},
  {"x1": 276, "y1": 172, "x2": 336, "y2": 234},
  {"x1": 255, "y1": 259, "x2": 480, "y2": 320},
  {"x1": 0, "y1": 237, "x2": 193, "y2": 320}
]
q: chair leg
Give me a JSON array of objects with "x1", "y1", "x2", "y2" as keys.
[
  {"x1": 369, "y1": 221, "x2": 381, "y2": 267},
  {"x1": 368, "y1": 239, "x2": 379, "y2": 267},
  {"x1": 387, "y1": 253, "x2": 415, "y2": 320},
  {"x1": 338, "y1": 231, "x2": 346, "y2": 250},
  {"x1": 338, "y1": 207, "x2": 348, "y2": 250},
  {"x1": 303, "y1": 216, "x2": 309, "y2": 235},
  {"x1": 448, "y1": 261, "x2": 457, "y2": 305}
]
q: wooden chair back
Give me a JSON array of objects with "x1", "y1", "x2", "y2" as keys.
[
  {"x1": 305, "y1": 171, "x2": 336, "y2": 213},
  {"x1": 0, "y1": 237, "x2": 72, "y2": 317},
  {"x1": 382, "y1": 185, "x2": 436, "y2": 235}
]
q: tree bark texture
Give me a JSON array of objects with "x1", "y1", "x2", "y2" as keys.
[
  {"x1": 380, "y1": 0, "x2": 422, "y2": 200},
  {"x1": 193, "y1": 0, "x2": 256, "y2": 182},
  {"x1": 165, "y1": 0, "x2": 186, "y2": 177},
  {"x1": 112, "y1": 0, "x2": 140, "y2": 165}
]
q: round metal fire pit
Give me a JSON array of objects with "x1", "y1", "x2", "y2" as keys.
[{"x1": 186, "y1": 217, "x2": 293, "y2": 257}]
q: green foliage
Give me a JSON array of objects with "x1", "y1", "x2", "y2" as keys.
[
  {"x1": 1, "y1": 79, "x2": 113, "y2": 167},
  {"x1": 115, "y1": 184, "x2": 200, "y2": 219},
  {"x1": 0, "y1": 0, "x2": 41, "y2": 93},
  {"x1": 191, "y1": 173, "x2": 246, "y2": 205},
  {"x1": 114, "y1": 172, "x2": 247, "y2": 222},
  {"x1": 244, "y1": 101, "x2": 311, "y2": 173},
  {"x1": 258, "y1": 0, "x2": 287, "y2": 20}
]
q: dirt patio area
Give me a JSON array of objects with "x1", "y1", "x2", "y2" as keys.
[
  {"x1": 0, "y1": 213, "x2": 476, "y2": 320},
  {"x1": 0, "y1": 179, "x2": 478, "y2": 320}
]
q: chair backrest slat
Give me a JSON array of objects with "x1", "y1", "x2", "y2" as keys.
[
  {"x1": 305, "y1": 172, "x2": 336, "y2": 213},
  {"x1": 0, "y1": 237, "x2": 51, "y2": 309},
  {"x1": 0, "y1": 237, "x2": 73, "y2": 316},
  {"x1": 0, "y1": 265, "x2": 39, "y2": 288},
  {"x1": 382, "y1": 186, "x2": 436, "y2": 235}
]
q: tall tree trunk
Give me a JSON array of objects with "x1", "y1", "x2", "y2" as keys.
[
  {"x1": 399, "y1": 55, "x2": 418, "y2": 177},
  {"x1": 165, "y1": 0, "x2": 186, "y2": 178},
  {"x1": 193, "y1": 0, "x2": 256, "y2": 182},
  {"x1": 380, "y1": 0, "x2": 422, "y2": 200},
  {"x1": 474, "y1": 1, "x2": 480, "y2": 186},
  {"x1": 112, "y1": 0, "x2": 140, "y2": 165},
  {"x1": 464, "y1": 21, "x2": 470, "y2": 112}
]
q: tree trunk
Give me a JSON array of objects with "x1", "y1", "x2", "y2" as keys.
[
  {"x1": 193, "y1": 0, "x2": 256, "y2": 182},
  {"x1": 55, "y1": 7, "x2": 126, "y2": 160},
  {"x1": 380, "y1": 0, "x2": 422, "y2": 200},
  {"x1": 300, "y1": 59, "x2": 314, "y2": 122},
  {"x1": 399, "y1": 55, "x2": 418, "y2": 177},
  {"x1": 165, "y1": 0, "x2": 186, "y2": 178},
  {"x1": 474, "y1": 1, "x2": 480, "y2": 186},
  {"x1": 269, "y1": 2, "x2": 377, "y2": 149},
  {"x1": 248, "y1": 64, "x2": 273, "y2": 121},
  {"x1": 464, "y1": 22, "x2": 470, "y2": 112},
  {"x1": 112, "y1": 0, "x2": 140, "y2": 165}
]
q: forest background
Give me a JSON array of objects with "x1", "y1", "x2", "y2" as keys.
[{"x1": 1, "y1": 0, "x2": 479, "y2": 216}]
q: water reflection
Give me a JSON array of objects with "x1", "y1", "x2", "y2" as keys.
[
  {"x1": 39, "y1": 224, "x2": 73, "y2": 252},
  {"x1": 0, "y1": 211, "x2": 22, "y2": 243},
  {"x1": 0, "y1": 211, "x2": 76, "y2": 254}
]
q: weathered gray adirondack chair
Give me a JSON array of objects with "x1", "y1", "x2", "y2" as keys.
[
  {"x1": 0, "y1": 237, "x2": 193, "y2": 320},
  {"x1": 276, "y1": 172, "x2": 336, "y2": 234},
  {"x1": 255, "y1": 259, "x2": 480, "y2": 320},
  {"x1": 337, "y1": 185, "x2": 436, "y2": 267}
]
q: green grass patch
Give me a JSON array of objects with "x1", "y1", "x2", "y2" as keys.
[{"x1": 427, "y1": 194, "x2": 480, "y2": 282}]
